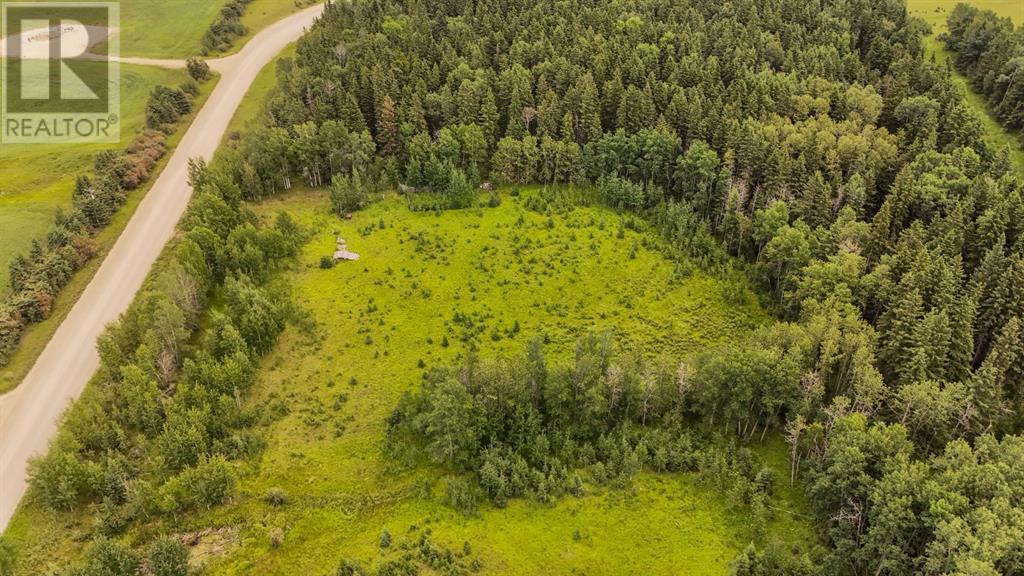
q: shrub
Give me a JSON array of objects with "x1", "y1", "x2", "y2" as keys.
[
  {"x1": 200, "y1": 0, "x2": 251, "y2": 54},
  {"x1": 27, "y1": 446, "x2": 93, "y2": 510},
  {"x1": 320, "y1": 255, "x2": 336, "y2": 269},
  {"x1": 146, "y1": 86, "x2": 192, "y2": 130},
  {"x1": 146, "y1": 537, "x2": 189, "y2": 576},
  {"x1": 179, "y1": 80, "x2": 199, "y2": 97},
  {"x1": 0, "y1": 303, "x2": 25, "y2": 365},
  {"x1": 377, "y1": 558, "x2": 418, "y2": 576},
  {"x1": 163, "y1": 456, "x2": 236, "y2": 511},
  {"x1": 269, "y1": 527, "x2": 285, "y2": 548},
  {"x1": 264, "y1": 487, "x2": 288, "y2": 506},
  {"x1": 336, "y1": 559, "x2": 368, "y2": 576},
  {"x1": 70, "y1": 538, "x2": 139, "y2": 576},
  {"x1": 597, "y1": 176, "x2": 661, "y2": 211},
  {"x1": 444, "y1": 477, "x2": 479, "y2": 516},
  {"x1": 0, "y1": 537, "x2": 14, "y2": 576},
  {"x1": 122, "y1": 130, "x2": 167, "y2": 189},
  {"x1": 445, "y1": 168, "x2": 476, "y2": 209},
  {"x1": 186, "y1": 57, "x2": 211, "y2": 81}
]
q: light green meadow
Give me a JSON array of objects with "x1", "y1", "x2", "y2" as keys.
[{"x1": 199, "y1": 190, "x2": 807, "y2": 574}]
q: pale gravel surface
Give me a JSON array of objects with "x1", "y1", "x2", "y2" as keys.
[{"x1": 0, "y1": 3, "x2": 325, "y2": 532}]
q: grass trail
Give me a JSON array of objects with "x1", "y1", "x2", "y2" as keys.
[{"x1": 907, "y1": 0, "x2": 1024, "y2": 173}]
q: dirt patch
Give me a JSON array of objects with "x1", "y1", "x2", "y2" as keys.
[{"x1": 180, "y1": 525, "x2": 240, "y2": 570}]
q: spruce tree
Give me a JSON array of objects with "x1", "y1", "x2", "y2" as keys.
[{"x1": 376, "y1": 95, "x2": 401, "y2": 157}]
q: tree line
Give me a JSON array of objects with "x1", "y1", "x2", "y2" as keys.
[
  {"x1": 0, "y1": 77, "x2": 207, "y2": 368},
  {"x1": 17, "y1": 156, "x2": 301, "y2": 575}
]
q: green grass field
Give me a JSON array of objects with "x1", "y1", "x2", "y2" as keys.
[
  {"x1": 0, "y1": 0, "x2": 219, "y2": 57},
  {"x1": 206, "y1": 191, "x2": 807, "y2": 574},
  {"x1": 907, "y1": 0, "x2": 1021, "y2": 28},
  {"x1": 907, "y1": 0, "x2": 1024, "y2": 173},
  {"x1": 4, "y1": 189, "x2": 814, "y2": 574},
  {"x1": 0, "y1": 0, "x2": 311, "y2": 58},
  {"x1": 0, "y1": 72, "x2": 217, "y2": 394},
  {"x1": 0, "y1": 63, "x2": 193, "y2": 291}
]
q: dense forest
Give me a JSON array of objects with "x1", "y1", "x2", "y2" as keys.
[
  {"x1": 942, "y1": 4, "x2": 1024, "y2": 140},
  {"x1": 12, "y1": 0, "x2": 1024, "y2": 574}
]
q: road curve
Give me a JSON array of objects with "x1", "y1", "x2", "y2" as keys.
[{"x1": 0, "y1": 3, "x2": 324, "y2": 532}]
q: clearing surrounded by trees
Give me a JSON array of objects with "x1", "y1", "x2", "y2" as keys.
[{"x1": 5, "y1": 0, "x2": 1024, "y2": 574}]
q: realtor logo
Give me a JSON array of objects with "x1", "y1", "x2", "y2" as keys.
[{"x1": 2, "y1": 2, "x2": 119, "y2": 143}]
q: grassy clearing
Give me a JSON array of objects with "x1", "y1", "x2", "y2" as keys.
[
  {"x1": 0, "y1": 74, "x2": 218, "y2": 395},
  {"x1": 205, "y1": 190, "x2": 806, "y2": 574},
  {"x1": 907, "y1": 0, "x2": 1024, "y2": 173},
  {"x1": 2, "y1": 188, "x2": 815, "y2": 573},
  {"x1": 907, "y1": 0, "x2": 1021, "y2": 27},
  {"x1": 198, "y1": 190, "x2": 802, "y2": 574}
]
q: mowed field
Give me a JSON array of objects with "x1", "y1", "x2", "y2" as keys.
[
  {"x1": 0, "y1": 63, "x2": 193, "y2": 291},
  {"x1": 0, "y1": 0, "x2": 309, "y2": 57},
  {"x1": 907, "y1": 0, "x2": 1024, "y2": 173}
]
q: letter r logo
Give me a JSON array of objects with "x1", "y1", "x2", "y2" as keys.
[{"x1": 2, "y1": 3, "x2": 119, "y2": 143}]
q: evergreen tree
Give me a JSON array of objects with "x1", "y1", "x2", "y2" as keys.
[
  {"x1": 338, "y1": 92, "x2": 367, "y2": 134},
  {"x1": 376, "y1": 95, "x2": 401, "y2": 157}
]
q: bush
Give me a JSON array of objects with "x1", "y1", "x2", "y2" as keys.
[
  {"x1": 0, "y1": 303, "x2": 25, "y2": 365},
  {"x1": 146, "y1": 537, "x2": 189, "y2": 576},
  {"x1": 122, "y1": 130, "x2": 167, "y2": 189},
  {"x1": 27, "y1": 446, "x2": 93, "y2": 510},
  {"x1": 320, "y1": 255, "x2": 336, "y2": 269},
  {"x1": 0, "y1": 538, "x2": 14, "y2": 576},
  {"x1": 179, "y1": 80, "x2": 199, "y2": 97},
  {"x1": 445, "y1": 477, "x2": 479, "y2": 516},
  {"x1": 336, "y1": 559, "x2": 368, "y2": 576},
  {"x1": 69, "y1": 538, "x2": 139, "y2": 576},
  {"x1": 445, "y1": 168, "x2": 476, "y2": 209},
  {"x1": 200, "y1": 0, "x2": 251, "y2": 54},
  {"x1": 146, "y1": 86, "x2": 192, "y2": 130},
  {"x1": 163, "y1": 456, "x2": 236, "y2": 511},
  {"x1": 329, "y1": 173, "x2": 368, "y2": 214},
  {"x1": 269, "y1": 527, "x2": 285, "y2": 548},
  {"x1": 186, "y1": 57, "x2": 211, "y2": 81},
  {"x1": 597, "y1": 176, "x2": 661, "y2": 211}
]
